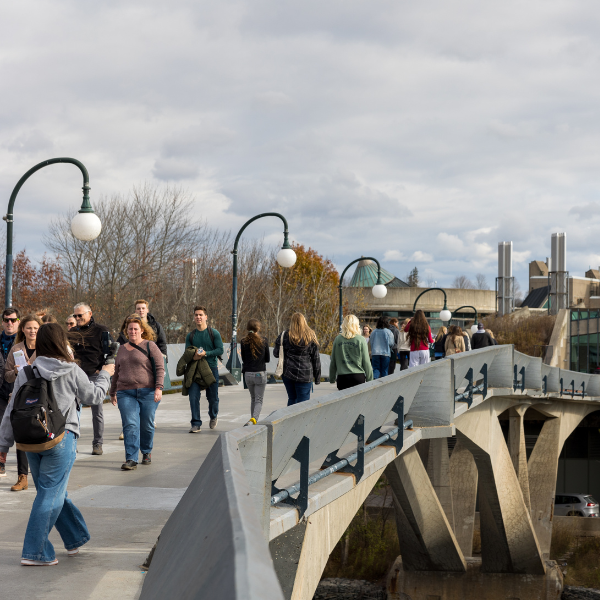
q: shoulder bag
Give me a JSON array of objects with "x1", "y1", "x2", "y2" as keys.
[
  {"x1": 275, "y1": 332, "x2": 286, "y2": 377},
  {"x1": 130, "y1": 341, "x2": 157, "y2": 384}
]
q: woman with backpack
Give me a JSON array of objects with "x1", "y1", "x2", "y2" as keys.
[
  {"x1": 405, "y1": 310, "x2": 434, "y2": 367},
  {"x1": 274, "y1": 313, "x2": 321, "y2": 406},
  {"x1": 110, "y1": 314, "x2": 165, "y2": 471},
  {"x1": 0, "y1": 323, "x2": 114, "y2": 566},
  {"x1": 240, "y1": 319, "x2": 270, "y2": 425},
  {"x1": 444, "y1": 325, "x2": 466, "y2": 356},
  {"x1": 330, "y1": 315, "x2": 373, "y2": 390},
  {"x1": 2, "y1": 314, "x2": 42, "y2": 492}
]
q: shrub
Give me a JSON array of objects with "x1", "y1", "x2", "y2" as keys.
[{"x1": 483, "y1": 313, "x2": 556, "y2": 357}]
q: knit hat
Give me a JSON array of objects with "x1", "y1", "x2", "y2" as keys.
[{"x1": 477, "y1": 323, "x2": 485, "y2": 331}]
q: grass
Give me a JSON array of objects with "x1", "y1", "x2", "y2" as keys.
[
  {"x1": 550, "y1": 525, "x2": 575, "y2": 560},
  {"x1": 564, "y1": 537, "x2": 600, "y2": 588},
  {"x1": 483, "y1": 313, "x2": 556, "y2": 357}
]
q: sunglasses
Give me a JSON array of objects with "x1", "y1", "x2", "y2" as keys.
[
  {"x1": 74, "y1": 313, "x2": 88, "y2": 318},
  {"x1": 3, "y1": 318, "x2": 19, "y2": 323}
]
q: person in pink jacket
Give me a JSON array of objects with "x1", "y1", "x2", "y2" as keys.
[{"x1": 405, "y1": 310, "x2": 434, "y2": 367}]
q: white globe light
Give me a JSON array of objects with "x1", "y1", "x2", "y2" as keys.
[
  {"x1": 471, "y1": 324, "x2": 478, "y2": 334},
  {"x1": 440, "y1": 309, "x2": 452, "y2": 322},
  {"x1": 372, "y1": 284, "x2": 388, "y2": 299},
  {"x1": 71, "y1": 212, "x2": 101, "y2": 241},
  {"x1": 277, "y1": 248, "x2": 296, "y2": 268}
]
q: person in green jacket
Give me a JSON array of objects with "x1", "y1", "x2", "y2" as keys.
[
  {"x1": 329, "y1": 315, "x2": 373, "y2": 391},
  {"x1": 184, "y1": 306, "x2": 223, "y2": 433}
]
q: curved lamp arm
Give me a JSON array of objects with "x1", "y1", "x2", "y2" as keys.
[
  {"x1": 412, "y1": 287, "x2": 448, "y2": 313},
  {"x1": 452, "y1": 305, "x2": 478, "y2": 323},
  {"x1": 338, "y1": 257, "x2": 383, "y2": 330}
]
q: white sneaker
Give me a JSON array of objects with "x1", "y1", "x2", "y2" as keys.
[
  {"x1": 210, "y1": 417, "x2": 218, "y2": 430},
  {"x1": 21, "y1": 558, "x2": 58, "y2": 566},
  {"x1": 67, "y1": 548, "x2": 79, "y2": 556}
]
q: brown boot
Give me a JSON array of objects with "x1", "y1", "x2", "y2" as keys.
[{"x1": 11, "y1": 474, "x2": 28, "y2": 492}]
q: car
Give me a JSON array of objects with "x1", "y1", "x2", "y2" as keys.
[{"x1": 554, "y1": 493, "x2": 599, "y2": 517}]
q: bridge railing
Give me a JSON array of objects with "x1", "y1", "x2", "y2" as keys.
[{"x1": 140, "y1": 344, "x2": 600, "y2": 600}]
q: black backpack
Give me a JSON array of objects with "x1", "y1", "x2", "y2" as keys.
[{"x1": 10, "y1": 366, "x2": 67, "y2": 452}]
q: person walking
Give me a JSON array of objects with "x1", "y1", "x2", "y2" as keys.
[
  {"x1": 330, "y1": 315, "x2": 373, "y2": 390},
  {"x1": 486, "y1": 329, "x2": 499, "y2": 345},
  {"x1": 70, "y1": 303, "x2": 112, "y2": 456},
  {"x1": 362, "y1": 325, "x2": 372, "y2": 344},
  {"x1": 0, "y1": 307, "x2": 15, "y2": 480},
  {"x1": 387, "y1": 318, "x2": 400, "y2": 375},
  {"x1": 0, "y1": 323, "x2": 114, "y2": 566},
  {"x1": 444, "y1": 325, "x2": 466, "y2": 356},
  {"x1": 240, "y1": 319, "x2": 270, "y2": 425},
  {"x1": 433, "y1": 326, "x2": 447, "y2": 360},
  {"x1": 405, "y1": 310, "x2": 434, "y2": 367},
  {"x1": 274, "y1": 313, "x2": 321, "y2": 405},
  {"x1": 462, "y1": 327, "x2": 472, "y2": 351},
  {"x1": 397, "y1": 319, "x2": 411, "y2": 371},
  {"x1": 369, "y1": 316, "x2": 394, "y2": 379},
  {"x1": 117, "y1": 299, "x2": 167, "y2": 356},
  {"x1": 185, "y1": 306, "x2": 223, "y2": 433},
  {"x1": 65, "y1": 315, "x2": 76, "y2": 330},
  {"x1": 3, "y1": 314, "x2": 42, "y2": 491},
  {"x1": 471, "y1": 323, "x2": 495, "y2": 349},
  {"x1": 110, "y1": 315, "x2": 165, "y2": 470}
]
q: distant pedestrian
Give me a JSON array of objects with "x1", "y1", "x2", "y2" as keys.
[
  {"x1": 405, "y1": 310, "x2": 434, "y2": 367},
  {"x1": 274, "y1": 313, "x2": 321, "y2": 405},
  {"x1": 117, "y1": 299, "x2": 168, "y2": 357},
  {"x1": 110, "y1": 314, "x2": 165, "y2": 470},
  {"x1": 0, "y1": 307, "x2": 15, "y2": 480},
  {"x1": 471, "y1": 323, "x2": 495, "y2": 349},
  {"x1": 369, "y1": 316, "x2": 394, "y2": 379},
  {"x1": 330, "y1": 315, "x2": 373, "y2": 390},
  {"x1": 387, "y1": 318, "x2": 400, "y2": 375},
  {"x1": 397, "y1": 319, "x2": 410, "y2": 371},
  {"x1": 444, "y1": 325, "x2": 466, "y2": 356},
  {"x1": 184, "y1": 306, "x2": 223, "y2": 433},
  {"x1": 240, "y1": 319, "x2": 270, "y2": 425},
  {"x1": 65, "y1": 315, "x2": 76, "y2": 330},
  {"x1": 434, "y1": 326, "x2": 447, "y2": 360},
  {"x1": 462, "y1": 327, "x2": 472, "y2": 351},
  {"x1": 3, "y1": 314, "x2": 42, "y2": 491},
  {"x1": 485, "y1": 329, "x2": 499, "y2": 345},
  {"x1": 362, "y1": 325, "x2": 372, "y2": 343},
  {"x1": 0, "y1": 323, "x2": 114, "y2": 566},
  {"x1": 70, "y1": 303, "x2": 112, "y2": 456}
]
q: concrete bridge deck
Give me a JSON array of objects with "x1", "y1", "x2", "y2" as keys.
[{"x1": 0, "y1": 383, "x2": 335, "y2": 600}]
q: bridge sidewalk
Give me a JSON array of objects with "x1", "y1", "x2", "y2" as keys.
[{"x1": 0, "y1": 382, "x2": 336, "y2": 600}]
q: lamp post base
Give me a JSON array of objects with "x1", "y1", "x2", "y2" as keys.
[{"x1": 230, "y1": 367, "x2": 242, "y2": 383}]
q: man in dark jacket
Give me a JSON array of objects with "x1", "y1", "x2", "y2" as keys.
[
  {"x1": 72, "y1": 303, "x2": 112, "y2": 455},
  {"x1": 387, "y1": 318, "x2": 400, "y2": 375},
  {"x1": 471, "y1": 323, "x2": 495, "y2": 350}
]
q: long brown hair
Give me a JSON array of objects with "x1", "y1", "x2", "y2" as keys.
[
  {"x1": 36, "y1": 323, "x2": 77, "y2": 363},
  {"x1": 241, "y1": 319, "x2": 265, "y2": 358},
  {"x1": 289, "y1": 313, "x2": 318, "y2": 346},
  {"x1": 407, "y1": 310, "x2": 430, "y2": 348},
  {"x1": 16, "y1": 314, "x2": 42, "y2": 345}
]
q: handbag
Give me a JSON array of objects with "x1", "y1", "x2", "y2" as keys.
[
  {"x1": 275, "y1": 332, "x2": 285, "y2": 377},
  {"x1": 130, "y1": 341, "x2": 157, "y2": 384}
]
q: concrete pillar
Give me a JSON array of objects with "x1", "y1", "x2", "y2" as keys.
[
  {"x1": 528, "y1": 402, "x2": 596, "y2": 558},
  {"x1": 449, "y1": 439, "x2": 478, "y2": 557},
  {"x1": 508, "y1": 406, "x2": 531, "y2": 512},
  {"x1": 385, "y1": 445, "x2": 466, "y2": 572},
  {"x1": 426, "y1": 438, "x2": 455, "y2": 530},
  {"x1": 455, "y1": 398, "x2": 545, "y2": 574}
]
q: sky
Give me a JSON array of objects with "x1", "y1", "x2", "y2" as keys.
[{"x1": 1, "y1": 0, "x2": 600, "y2": 292}]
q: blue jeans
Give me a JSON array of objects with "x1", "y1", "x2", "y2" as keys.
[
  {"x1": 189, "y1": 366, "x2": 219, "y2": 427},
  {"x1": 117, "y1": 388, "x2": 159, "y2": 462},
  {"x1": 24, "y1": 430, "x2": 89, "y2": 561},
  {"x1": 371, "y1": 355, "x2": 390, "y2": 379},
  {"x1": 282, "y1": 377, "x2": 312, "y2": 406}
]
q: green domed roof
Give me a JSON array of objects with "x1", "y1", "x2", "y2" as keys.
[{"x1": 349, "y1": 258, "x2": 409, "y2": 288}]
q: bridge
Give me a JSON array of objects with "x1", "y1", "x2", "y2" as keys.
[{"x1": 140, "y1": 345, "x2": 600, "y2": 600}]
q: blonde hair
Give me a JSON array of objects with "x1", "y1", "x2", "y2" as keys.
[
  {"x1": 485, "y1": 328, "x2": 495, "y2": 339},
  {"x1": 124, "y1": 314, "x2": 156, "y2": 341},
  {"x1": 435, "y1": 326, "x2": 447, "y2": 342},
  {"x1": 400, "y1": 318, "x2": 410, "y2": 331},
  {"x1": 341, "y1": 315, "x2": 361, "y2": 339},
  {"x1": 289, "y1": 313, "x2": 318, "y2": 346}
]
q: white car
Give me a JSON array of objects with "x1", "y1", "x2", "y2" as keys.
[{"x1": 554, "y1": 493, "x2": 599, "y2": 517}]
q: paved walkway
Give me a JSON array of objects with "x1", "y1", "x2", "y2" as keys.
[{"x1": 0, "y1": 382, "x2": 336, "y2": 599}]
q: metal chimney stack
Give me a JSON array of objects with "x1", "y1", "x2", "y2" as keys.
[
  {"x1": 497, "y1": 241, "x2": 514, "y2": 316},
  {"x1": 549, "y1": 233, "x2": 568, "y2": 314}
]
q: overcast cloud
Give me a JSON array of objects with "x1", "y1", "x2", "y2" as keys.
[{"x1": 1, "y1": 0, "x2": 600, "y2": 292}]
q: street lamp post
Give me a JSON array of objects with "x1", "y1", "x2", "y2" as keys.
[
  {"x1": 4, "y1": 157, "x2": 101, "y2": 308},
  {"x1": 338, "y1": 257, "x2": 387, "y2": 330},
  {"x1": 452, "y1": 305, "x2": 479, "y2": 334},
  {"x1": 230, "y1": 213, "x2": 296, "y2": 383},
  {"x1": 412, "y1": 287, "x2": 452, "y2": 322}
]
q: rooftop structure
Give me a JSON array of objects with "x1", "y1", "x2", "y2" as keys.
[{"x1": 348, "y1": 257, "x2": 409, "y2": 288}]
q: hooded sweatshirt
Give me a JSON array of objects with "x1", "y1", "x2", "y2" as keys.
[{"x1": 0, "y1": 356, "x2": 110, "y2": 452}]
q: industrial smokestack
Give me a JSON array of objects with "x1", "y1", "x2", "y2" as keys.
[
  {"x1": 550, "y1": 233, "x2": 567, "y2": 314},
  {"x1": 498, "y1": 242, "x2": 514, "y2": 316}
]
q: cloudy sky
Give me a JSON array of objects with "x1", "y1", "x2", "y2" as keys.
[{"x1": 1, "y1": 0, "x2": 600, "y2": 292}]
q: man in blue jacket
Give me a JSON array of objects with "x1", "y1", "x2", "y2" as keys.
[{"x1": 185, "y1": 306, "x2": 223, "y2": 433}]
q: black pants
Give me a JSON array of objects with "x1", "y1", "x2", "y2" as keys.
[
  {"x1": 0, "y1": 398, "x2": 29, "y2": 475},
  {"x1": 399, "y1": 351, "x2": 410, "y2": 371},
  {"x1": 336, "y1": 373, "x2": 366, "y2": 391},
  {"x1": 388, "y1": 354, "x2": 398, "y2": 375}
]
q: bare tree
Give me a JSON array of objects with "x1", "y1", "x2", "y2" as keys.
[
  {"x1": 452, "y1": 275, "x2": 475, "y2": 289},
  {"x1": 475, "y1": 273, "x2": 489, "y2": 290}
]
